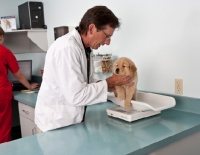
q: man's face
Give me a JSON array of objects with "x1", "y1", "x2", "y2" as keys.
[
  {"x1": 0, "y1": 35, "x2": 4, "y2": 44},
  {"x1": 90, "y1": 25, "x2": 115, "y2": 50}
]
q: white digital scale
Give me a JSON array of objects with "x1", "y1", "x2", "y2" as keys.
[{"x1": 106, "y1": 92, "x2": 176, "y2": 122}]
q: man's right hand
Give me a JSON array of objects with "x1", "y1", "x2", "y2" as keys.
[{"x1": 106, "y1": 74, "x2": 134, "y2": 87}]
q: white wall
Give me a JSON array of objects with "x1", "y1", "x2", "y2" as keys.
[
  {"x1": 44, "y1": 0, "x2": 200, "y2": 98},
  {"x1": 0, "y1": 0, "x2": 19, "y2": 27},
  {"x1": 1, "y1": 0, "x2": 200, "y2": 98}
]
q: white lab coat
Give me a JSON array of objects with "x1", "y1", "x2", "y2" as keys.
[{"x1": 35, "y1": 29, "x2": 108, "y2": 132}]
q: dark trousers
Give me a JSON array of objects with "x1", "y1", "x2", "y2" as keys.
[{"x1": 81, "y1": 106, "x2": 87, "y2": 122}]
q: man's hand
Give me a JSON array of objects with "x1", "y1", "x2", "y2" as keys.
[
  {"x1": 106, "y1": 74, "x2": 134, "y2": 92},
  {"x1": 108, "y1": 84, "x2": 116, "y2": 92},
  {"x1": 106, "y1": 74, "x2": 134, "y2": 86}
]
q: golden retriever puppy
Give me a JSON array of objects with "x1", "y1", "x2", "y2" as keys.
[{"x1": 113, "y1": 57, "x2": 138, "y2": 110}]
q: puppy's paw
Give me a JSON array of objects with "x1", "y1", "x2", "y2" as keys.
[{"x1": 125, "y1": 103, "x2": 131, "y2": 111}]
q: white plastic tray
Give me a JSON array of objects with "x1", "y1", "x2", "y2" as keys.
[
  {"x1": 106, "y1": 106, "x2": 160, "y2": 122},
  {"x1": 107, "y1": 91, "x2": 176, "y2": 112}
]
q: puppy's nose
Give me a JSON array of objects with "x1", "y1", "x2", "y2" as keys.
[{"x1": 116, "y1": 68, "x2": 119, "y2": 74}]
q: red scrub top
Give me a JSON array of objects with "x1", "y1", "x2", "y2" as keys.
[{"x1": 0, "y1": 45, "x2": 19, "y2": 100}]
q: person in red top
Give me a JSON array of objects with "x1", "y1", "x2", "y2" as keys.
[{"x1": 0, "y1": 27, "x2": 38, "y2": 143}]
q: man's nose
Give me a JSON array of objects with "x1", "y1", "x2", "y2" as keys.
[{"x1": 104, "y1": 39, "x2": 110, "y2": 45}]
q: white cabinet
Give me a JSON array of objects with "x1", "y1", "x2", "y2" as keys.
[
  {"x1": 18, "y1": 102, "x2": 37, "y2": 137},
  {"x1": 148, "y1": 131, "x2": 200, "y2": 155},
  {"x1": 4, "y1": 30, "x2": 48, "y2": 53}
]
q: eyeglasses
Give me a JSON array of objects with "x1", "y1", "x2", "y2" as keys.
[{"x1": 101, "y1": 30, "x2": 111, "y2": 40}]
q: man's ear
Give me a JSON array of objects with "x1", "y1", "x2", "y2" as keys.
[{"x1": 88, "y1": 24, "x2": 95, "y2": 35}]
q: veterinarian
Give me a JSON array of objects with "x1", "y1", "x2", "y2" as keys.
[
  {"x1": 35, "y1": 6, "x2": 134, "y2": 132},
  {"x1": 0, "y1": 27, "x2": 38, "y2": 143}
]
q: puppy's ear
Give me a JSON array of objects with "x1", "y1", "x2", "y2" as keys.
[{"x1": 129, "y1": 62, "x2": 137, "y2": 75}]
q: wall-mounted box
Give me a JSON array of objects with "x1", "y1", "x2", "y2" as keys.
[
  {"x1": 54, "y1": 26, "x2": 75, "y2": 40},
  {"x1": 54, "y1": 26, "x2": 68, "y2": 40}
]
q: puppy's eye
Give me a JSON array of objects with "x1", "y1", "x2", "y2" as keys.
[{"x1": 122, "y1": 66, "x2": 126, "y2": 68}]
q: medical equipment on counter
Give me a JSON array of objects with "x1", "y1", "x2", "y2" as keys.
[
  {"x1": 106, "y1": 92, "x2": 176, "y2": 122},
  {"x1": 93, "y1": 53, "x2": 113, "y2": 74}
]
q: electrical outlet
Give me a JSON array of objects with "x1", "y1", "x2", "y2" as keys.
[{"x1": 175, "y1": 79, "x2": 183, "y2": 94}]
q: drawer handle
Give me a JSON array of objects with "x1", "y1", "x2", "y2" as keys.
[{"x1": 22, "y1": 110, "x2": 29, "y2": 114}]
